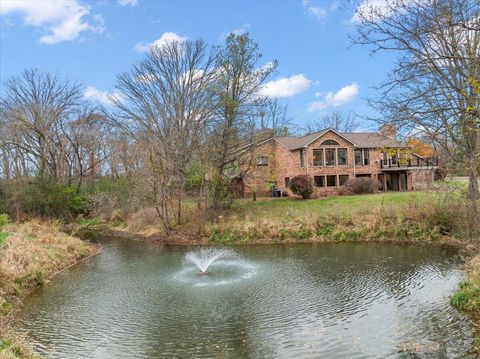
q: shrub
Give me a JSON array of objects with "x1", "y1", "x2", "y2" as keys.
[
  {"x1": 1, "y1": 179, "x2": 86, "y2": 219},
  {"x1": 82, "y1": 177, "x2": 141, "y2": 220},
  {"x1": 17, "y1": 180, "x2": 85, "y2": 218},
  {"x1": 343, "y1": 177, "x2": 381, "y2": 194},
  {"x1": 289, "y1": 175, "x2": 314, "y2": 199}
]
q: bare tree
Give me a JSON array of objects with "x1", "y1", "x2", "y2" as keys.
[
  {"x1": 109, "y1": 39, "x2": 218, "y2": 231},
  {"x1": 0, "y1": 69, "x2": 103, "y2": 188},
  {"x1": 209, "y1": 33, "x2": 278, "y2": 207},
  {"x1": 303, "y1": 111, "x2": 359, "y2": 134},
  {"x1": 353, "y1": 0, "x2": 480, "y2": 199}
]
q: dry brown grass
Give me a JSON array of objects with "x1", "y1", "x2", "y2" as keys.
[
  {"x1": 0, "y1": 220, "x2": 96, "y2": 358},
  {"x1": 205, "y1": 193, "x2": 479, "y2": 244}
]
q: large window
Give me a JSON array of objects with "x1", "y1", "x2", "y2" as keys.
[
  {"x1": 313, "y1": 149, "x2": 323, "y2": 166},
  {"x1": 339, "y1": 175, "x2": 349, "y2": 186},
  {"x1": 325, "y1": 149, "x2": 336, "y2": 166},
  {"x1": 326, "y1": 175, "x2": 337, "y2": 187},
  {"x1": 300, "y1": 150, "x2": 304, "y2": 167},
  {"x1": 337, "y1": 148, "x2": 348, "y2": 165},
  {"x1": 257, "y1": 156, "x2": 268, "y2": 166},
  {"x1": 314, "y1": 176, "x2": 325, "y2": 187},
  {"x1": 354, "y1": 149, "x2": 369, "y2": 166}
]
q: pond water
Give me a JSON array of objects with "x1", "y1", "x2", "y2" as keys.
[{"x1": 15, "y1": 240, "x2": 475, "y2": 358}]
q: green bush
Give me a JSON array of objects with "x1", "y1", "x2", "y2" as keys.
[
  {"x1": 17, "y1": 180, "x2": 85, "y2": 218},
  {"x1": 1, "y1": 179, "x2": 86, "y2": 219}
]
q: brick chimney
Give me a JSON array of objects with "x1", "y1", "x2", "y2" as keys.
[{"x1": 378, "y1": 124, "x2": 397, "y2": 140}]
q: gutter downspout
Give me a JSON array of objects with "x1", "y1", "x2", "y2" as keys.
[{"x1": 353, "y1": 146, "x2": 356, "y2": 177}]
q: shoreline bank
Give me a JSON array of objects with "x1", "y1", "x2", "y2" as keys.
[{"x1": 0, "y1": 220, "x2": 98, "y2": 359}]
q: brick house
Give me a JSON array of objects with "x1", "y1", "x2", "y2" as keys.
[{"x1": 241, "y1": 125, "x2": 438, "y2": 197}]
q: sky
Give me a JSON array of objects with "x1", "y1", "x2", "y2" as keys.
[{"x1": 0, "y1": 0, "x2": 397, "y2": 131}]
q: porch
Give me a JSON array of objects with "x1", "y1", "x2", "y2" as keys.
[
  {"x1": 380, "y1": 157, "x2": 438, "y2": 170},
  {"x1": 378, "y1": 172, "x2": 410, "y2": 192}
]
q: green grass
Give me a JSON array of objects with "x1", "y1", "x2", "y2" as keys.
[
  {"x1": 75, "y1": 217, "x2": 100, "y2": 226},
  {"x1": 207, "y1": 190, "x2": 477, "y2": 244},
  {"x1": 0, "y1": 213, "x2": 9, "y2": 227},
  {"x1": 0, "y1": 232, "x2": 9, "y2": 247},
  {"x1": 233, "y1": 191, "x2": 429, "y2": 219},
  {"x1": 451, "y1": 256, "x2": 480, "y2": 311}
]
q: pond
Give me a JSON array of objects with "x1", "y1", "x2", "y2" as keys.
[{"x1": 15, "y1": 240, "x2": 476, "y2": 358}]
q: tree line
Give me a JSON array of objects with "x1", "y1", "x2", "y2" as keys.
[
  {"x1": 0, "y1": 34, "x2": 289, "y2": 230},
  {"x1": 0, "y1": 0, "x2": 478, "y2": 228}
]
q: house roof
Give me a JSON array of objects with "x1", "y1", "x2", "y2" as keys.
[
  {"x1": 274, "y1": 129, "x2": 406, "y2": 150},
  {"x1": 342, "y1": 132, "x2": 406, "y2": 148}
]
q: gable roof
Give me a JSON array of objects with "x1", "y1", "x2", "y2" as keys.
[
  {"x1": 273, "y1": 129, "x2": 406, "y2": 150},
  {"x1": 274, "y1": 128, "x2": 356, "y2": 150}
]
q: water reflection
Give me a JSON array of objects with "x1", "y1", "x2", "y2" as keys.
[{"x1": 15, "y1": 241, "x2": 475, "y2": 358}]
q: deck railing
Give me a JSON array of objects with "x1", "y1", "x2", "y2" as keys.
[{"x1": 380, "y1": 157, "x2": 438, "y2": 169}]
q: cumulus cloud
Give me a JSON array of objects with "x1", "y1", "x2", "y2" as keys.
[
  {"x1": 118, "y1": 0, "x2": 139, "y2": 6},
  {"x1": 308, "y1": 82, "x2": 359, "y2": 112},
  {"x1": 260, "y1": 74, "x2": 311, "y2": 98},
  {"x1": 134, "y1": 31, "x2": 187, "y2": 53},
  {"x1": 303, "y1": 0, "x2": 327, "y2": 20},
  {"x1": 84, "y1": 86, "x2": 123, "y2": 105},
  {"x1": 0, "y1": 0, "x2": 104, "y2": 44}
]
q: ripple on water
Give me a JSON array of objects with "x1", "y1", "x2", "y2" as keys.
[
  {"x1": 172, "y1": 258, "x2": 259, "y2": 287},
  {"x1": 13, "y1": 242, "x2": 477, "y2": 359}
]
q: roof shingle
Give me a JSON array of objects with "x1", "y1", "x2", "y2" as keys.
[{"x1": 274, "y1": 129, "x2": 405, "y2": 150}]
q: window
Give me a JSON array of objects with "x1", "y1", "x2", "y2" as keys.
[
  {"x1": 339, "y1": 175, "x2": 349, "y2": 186},
  {"x1": 354, "y1": 149, "x2": 362, "y2": 166},
  {"x1": 325, "y1": 149, "x2": 336, "y2": 166},
  {"x1": 363, "y1": 149, "x2": 369, "y2": 165},
  {"x1": 321, "y1": 139, "x2": 339, "y2": 145},
  {"x1": 313, "y1": 149, "x2": 323, "y2": 166},
  {"x1": 337, "y1": 148, "x2": 348, "y2": 165},
  {"x1": 285, "y1": 177, "x2": 290, "y2": 188},
  {"x1": 299, "y1": 149, "x2": 305, "y2": 167},
  {"x1": 314, "y1": 176, "x2": 325, "y2": 187},
  {"x1": 257, "y1": 156, "x2": 268, "y2": 166},
  {"x1": 354, "y1": 149, "x2": 369, "y2": 166},
  {"x1": 326, "y1": 175, "x2": 337, "y2": 187}
]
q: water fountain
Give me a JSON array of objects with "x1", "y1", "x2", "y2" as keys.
[
  {"x1": 185, "y1": 248, "x2": 232, "y2": 275},
  {"x1": 173, "y1": 248, "x2": 258, "y2": 287}
]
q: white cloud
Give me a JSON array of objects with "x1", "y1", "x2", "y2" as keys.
[
  {"x1": 351, "y1": 0, "x2": 421, "y2": 23},
  {"x1": 134, "y1": 31, "x2": 187, "y2": 53},
  {"x1": 0, "y1": 0, "x2": 104, "y2": 44},
  {"x1": 84, "y1": 86, "x2": 123, "y2": 105},
  {"x1": 260, "y1": 74, "x2": 311, "y2": 98},
  {"x1": 303, "y1": 0, "x2": 327, "y2": 20},
  {"x1": 308, "y1": 82, "x2": 359, "y2": 112},
  {"x1": 118, "y1": 0, "x2": 139, "y2": 6},
  {"x1": 219, "y1": 23, "x2": 251, "y2": 40}
]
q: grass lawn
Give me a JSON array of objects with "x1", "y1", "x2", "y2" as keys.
[
  {"x1": 232, "y1": 191, "x2": 431, "y2": 220},
  {"x1": 205, "y1": 190, "x2": 461, "y2": 244}
]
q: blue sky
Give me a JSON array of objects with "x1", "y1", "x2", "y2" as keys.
[{"x1": 0, "y1": 0, "x2": 395, "y2": 131}]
